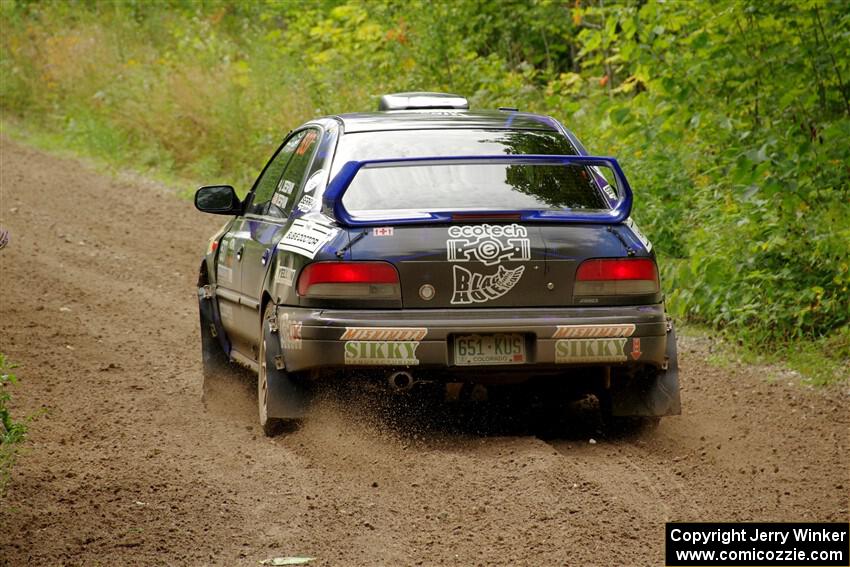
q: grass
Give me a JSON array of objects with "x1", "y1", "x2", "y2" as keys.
[
  {"x1": 747, "y1": 340, "x2": 849, "y2": 387},
  {"x1": 0, "y1": 354, "x2": 27, "y2": 495},
  {"x1": 685, "y1": 323, "x2": 850, "y2": 387},
  {"x1": 1, "y1": 116, "x2": 203, "y2": 200}
]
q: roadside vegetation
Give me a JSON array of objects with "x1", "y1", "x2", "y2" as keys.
[
  {"x1": 1, "y1": 0, "x2": 847, "y2": 382},
  {"x1": 0, "y1": 354, "x2": 26, "y2": 493}
]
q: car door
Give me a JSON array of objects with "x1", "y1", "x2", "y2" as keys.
[
  {"x1": 219, "y1": 131, "x2": 304, "y2": 356},
  {"x1": 233, "y1": 128, "x2": 322, "y2": 357},
  {"x1": 214, "y1": 227, "x2": 243, "y2": 336}
]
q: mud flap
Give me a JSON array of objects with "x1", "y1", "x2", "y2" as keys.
[
  {"x1": 198, "y1": 291, "x2": 231, "y2": 364},
  {"x1": 263, "y1": 310, "x2": 311, "y2": 420},
  {"x1": 611, "y1": 325, "x2": 682, "y2": 417}
]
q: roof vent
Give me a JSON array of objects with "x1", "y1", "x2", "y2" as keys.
[{"x1": 378, "y1": 92, "x2": 469, "y2": 111}]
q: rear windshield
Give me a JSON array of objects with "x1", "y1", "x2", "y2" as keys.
[{"x1": 332, "y1": 129, "x2": 610, "y2": 215}]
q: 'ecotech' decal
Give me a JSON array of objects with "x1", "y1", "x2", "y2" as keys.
[
  {"x1": 344, "y1": 341, "x2": 420, "y2": 366},
  {"x1": 277, "y1": 219, "x2": 338, "y2": 259},
  {"x1": 447, "y1": 224, "x2": 530, "y2": 305},
  {"x1": 555, "y1": 338, "x2": 628, "y2": 363},
  {"x1": 447, "y1": 224, "x2": 530, "y2": 265}
]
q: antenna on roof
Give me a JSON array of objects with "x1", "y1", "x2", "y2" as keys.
[{"x1": 378, "y1": 92, "x2": 469, "y2": 111}]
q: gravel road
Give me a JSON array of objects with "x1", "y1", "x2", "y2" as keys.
[{"x1": 1, "y1": 137, "x2": 847, "y2": 566}]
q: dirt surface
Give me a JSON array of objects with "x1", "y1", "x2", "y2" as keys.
[{"x1": 0, "y1": 136, "x2": 848, "y2": 566}]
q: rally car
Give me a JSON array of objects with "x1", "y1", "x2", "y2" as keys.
[{"x1": 194, "y1": 92, "x2": 680, "y2": 435}]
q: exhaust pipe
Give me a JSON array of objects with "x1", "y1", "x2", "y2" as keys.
[{"x1": 388, "y1": 370, "x2": 416, "y2": 392}]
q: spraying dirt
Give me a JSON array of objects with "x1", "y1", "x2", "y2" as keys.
[{"x1": 0, "y1": 137, "x2": 847, "y2": 566}]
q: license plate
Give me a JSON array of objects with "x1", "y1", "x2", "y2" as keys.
[{"x1": 454, "y1": 334, "x2": 526, "y2": 366}]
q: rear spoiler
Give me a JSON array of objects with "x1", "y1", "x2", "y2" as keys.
[{"x1": 322, "y1": 155, "x2": 632, "y2": 227}]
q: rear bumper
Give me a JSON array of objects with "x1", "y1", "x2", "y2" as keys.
[{"x1": 276, "y1": 303, "x2": 671, "y2": 374}]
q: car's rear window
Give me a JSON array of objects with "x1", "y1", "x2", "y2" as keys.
[{"x1": 332, "y1": 129, "x2": 610, "y2": 215}]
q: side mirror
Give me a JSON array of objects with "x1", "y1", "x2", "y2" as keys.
[{"x1": 194, "y1": 185, "x2": 242, "y2": 215}]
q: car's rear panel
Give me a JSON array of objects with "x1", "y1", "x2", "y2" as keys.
[
  {"x1": 349, "y1": 223, "x2": 549, "y2": 308},
  {"x1": 347, "y1": 223, "x2": 657, "y2": 309}
]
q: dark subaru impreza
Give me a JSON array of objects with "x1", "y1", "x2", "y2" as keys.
[{"x1": 195, "y1": 92, "x2": 680, "y2": 435}]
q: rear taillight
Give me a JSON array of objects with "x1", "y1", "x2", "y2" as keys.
[
  {"x1": 574, "y1": 258, "x2": 659, "y2": 296},
  {"x1": 297, "y1": 261, "x2": 400, "y2": 299}
]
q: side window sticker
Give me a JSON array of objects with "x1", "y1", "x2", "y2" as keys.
[
  {"x1": 297, "y1": 195, "x2": 317, "y2": 213},
  {"x1": 296, "y1": 130, "x2": 318, "y2": 156},
  {"x1": 277, "y1": 179, "x2": 295, "y2": 196},
  {"x1": 271, "y1": 193, "x2": 288, "y2": 210}
]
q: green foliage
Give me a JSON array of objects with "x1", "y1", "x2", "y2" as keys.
[
  {"x1": 1, "y1": 0, "x2": 848, "y2": 378},
  {"x1": 1, "y1": 354, "x2": 27, "y2": 493}
]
